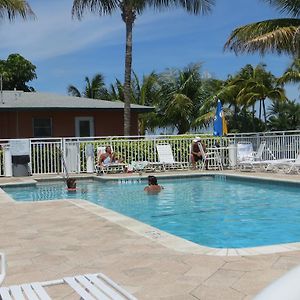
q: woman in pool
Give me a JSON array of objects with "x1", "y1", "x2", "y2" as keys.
[{"x1": 144, "y1": 176, "x2": 164, "y2": 193}]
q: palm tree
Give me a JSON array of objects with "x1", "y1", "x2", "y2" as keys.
[
  {"x1": 0, "y1": 0, "x2": 35, "y2": 20},
  {"x1": 106, "y1": 79, "x2": 125, "y2": 102},
  {"x1": 268, "y1": 99, "x2": 300, "y2": 130},
  {"x1": 107, "y1": 72, "x2": 160, "y2": 134},
  {"x1": 155, "y1": 63, "x2": 211, "y2": 134},
  {"x1": 67, "y1": 73, "x2": 108, "y2": 99},
  {"x1": 279, "y1": 58, "x2": 300, "y2": 85},
  {"x1": 235, "y1": 64, "x2": 287, "y2": 123},
  {"x1": 72, "y1": 0, "x2": 215, "y2": 136},
  {"x1": 224, "y1": 0, "x2": 300, "y2": 57}
]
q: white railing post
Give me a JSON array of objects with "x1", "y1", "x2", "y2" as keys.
[
  {"x1": 3, "y1": 145, "x2": 12, "y2": 177},
  {"x1": 85, "y1": 143, "x2": 94, "y2": 173}
]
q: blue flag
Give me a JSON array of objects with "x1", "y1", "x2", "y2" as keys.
[{"x1": 213, "y1": 99, "x2": 227, "y2": 136}]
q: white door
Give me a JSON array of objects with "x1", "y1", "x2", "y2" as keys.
[{"x1": 75, "y1": 117, "x2": 94, "y2": 137}]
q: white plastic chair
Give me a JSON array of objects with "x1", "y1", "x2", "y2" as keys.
[
  {"x1": 156, "y1": 144, "x2": 187, "y2": 171},
  {"x1": 198, "y1": 143, "x2": 223, "y2": 171},
  {"x1": 0, "y1": 273, "x2": 137, "y2": 300}
]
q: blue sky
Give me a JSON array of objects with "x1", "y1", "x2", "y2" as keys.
[{"x1": 0, "y1": 0, "x2": 298, "y2": 99}]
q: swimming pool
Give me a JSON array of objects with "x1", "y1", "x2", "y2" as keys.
[{"x1": 3, "y1": 175, "x2": 300, "y2": 248}]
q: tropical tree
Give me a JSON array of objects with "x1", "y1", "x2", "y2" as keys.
[
  {"x1": 67, "y1": 73, "x2": 108, "y2": 99},
  {"x1": 0, "y1": 0, "x2": 34, "y2": 21},
  {"x1": 152, "y1": 63, "x2": 218, "y2": 134},
  {"x1": 72, "y1": 0, "x2": 215, "y2": 136},
  {"x1": 107, "y1": 72, "x2": 160, "y2": 134},
  {"x1": 279, "y1": 58, "x2": 300, "y2": 85},
  {"x1": 268, "y1": 99, "x2": 300, "y2": 130},
  {"x1": 131, "y1": 72, "x2": 161, "y2": 135},
  {"x1": 226, "y1": 108, "x2": 266, "y2": 133},
  {"x1": 197, "y1": 64, "x2": 287, "y2": 132},
  {"x1": 106, "y1": 79, "x2": 125, "y2": 102},
  {"x1": 0, "y1": 53, "x2": 37, "y2": 91},
  {"x1": 224, "y1": 0, "x2": 300, "y2": 57},
  {"x1": 234, "y1": 64, "x2": 287, "y2": 123}
]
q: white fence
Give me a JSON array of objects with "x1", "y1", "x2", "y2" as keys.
[{"x1": 1, "y1": 130, "x2": 300, "y2": 176}]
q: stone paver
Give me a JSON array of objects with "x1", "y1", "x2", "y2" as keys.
[{"x1": 0, "y1": 171, "x2": 300, "y2": 299}]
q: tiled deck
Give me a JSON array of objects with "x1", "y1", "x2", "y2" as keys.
[{"x1": 1, "y1": 171, "x2": 300, "y2": 299}]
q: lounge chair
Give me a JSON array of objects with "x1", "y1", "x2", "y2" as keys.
[
  {"x1": 269, "y1": 154, "x2": 300, "y2": 174},
  {"x1": 0, "y1": 272, "x2": 137, "y2": 299},
  {"x1": 253, "y1": 264, "x2": 300, "y2": 300},
  {"x1": 236, "y1": 142, "x2": 254, "y2": 163},
  {"x1": 0, "y1": 253, "x2": 5, "y2": 286},
  {"x1": 238, "y1": 141, "x2": 267, "y2": 170},
  {"x1": 95, "y1": 146, "x2": 126, "y2": 174},
  {"x1": 155, "y1": 144, "x2": 188, "y2": 171},
  {"x1": 245, "y1": 158, "x2": 294, "y2": 172}
]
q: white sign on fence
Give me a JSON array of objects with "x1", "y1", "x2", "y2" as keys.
[{"x1": 9, "y1": 139, "x2": 30, "y2": 156}]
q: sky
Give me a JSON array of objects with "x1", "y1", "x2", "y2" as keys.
[{"x1": 0, "y1": 0, "x2": 298, "y2": 99}]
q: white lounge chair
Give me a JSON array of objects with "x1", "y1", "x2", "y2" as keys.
[
  {"x1": 156, "y1": 144, "x2": 187, "y2": 171},
  {"x1": 277, "y1": 154, "x2": 300, "y2": 174},
  {"x1": 236, "y1": 142, "x2": 254, "y2": 163},
  {"x1": 0, "y1": 273, "x2": 137, "y2": 299},
  {"x1": 95, "y1": 146, "x2": 126, "y2": 174},
  {"x1": 0, "y1": 253, "x2": 6, "y2": 286},
  {"x1": 246, "y1": 158, "x2": 294, "y2": 172},
  {"x1": 254, "y1": 264, "x2": 300, "y2": 300},
  {"x1": 238, "y1": 141, "x2": 267, "y2": 170}
]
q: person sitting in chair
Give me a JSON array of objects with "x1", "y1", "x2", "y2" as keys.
[
  {"x1": 98, "y1": 146, "x2": 123, "y2": 167},
  {"x1": 190, "y1": 137, "x2": 208, "y2": 170}
]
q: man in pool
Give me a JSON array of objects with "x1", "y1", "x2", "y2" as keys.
[{"x1": 144, "y1": 176, "x2": 164, "y2": 193}]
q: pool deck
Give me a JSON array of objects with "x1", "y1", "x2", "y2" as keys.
[{"x1": 1, "y1": 170, "x2": 300, "y2": 299}]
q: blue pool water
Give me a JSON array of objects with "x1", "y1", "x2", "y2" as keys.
[{"x1": 3, "y1": 176, "x2": 300, "y2": 248}]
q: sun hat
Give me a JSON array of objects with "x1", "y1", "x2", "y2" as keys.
[{"x1": 193, "y1": 136, "x2": 201, "y2": 142}]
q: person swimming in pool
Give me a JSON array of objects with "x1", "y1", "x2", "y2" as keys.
[{"x1": 144, "y1": 176, "x2": 164, "y2": 193}]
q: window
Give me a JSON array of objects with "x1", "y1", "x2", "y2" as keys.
[
  {"x1": 33, "y1": 118, "x2": 52, "y2": 137},
  {"x1": 75, "y1": 117, "x2": 94, "y2": 137}
]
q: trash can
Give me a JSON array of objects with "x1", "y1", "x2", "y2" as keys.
[
  {"x1": 12, "y1": 155, "x2": 30, "y2": 177},
  {"x1": 9, "y1": 139, "x2": 31, "y2": 177},
  {"x1": 228, "y1": 143, "x2": 237, "y2": 168}
]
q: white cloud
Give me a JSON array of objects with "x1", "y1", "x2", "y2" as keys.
[
  {"x1": 0, "y1": 1, "x2": 182, "y2": 62},
  {"x1": 0, "y1": 0, "x2": 124, "y2": 60}
]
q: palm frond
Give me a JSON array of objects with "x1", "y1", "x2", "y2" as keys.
[
  {"x1": 67, "y1": 85, "x2": 82, "y2": 97},
  {"x1": 263, "y1": 0, "x2": 300, "y2": 17},
  {"x1": 225, "y1": 18, "x2": 300, "y2": 56},
  {"x1": 147, "y1": 0, "x2": 215, "y2": 14},
  {"x1": 0, "y1": 0, "x2": 35, "y2": 20},
  {"x1": 72, "y1": 0, "x2": 120, "y2": 19}
]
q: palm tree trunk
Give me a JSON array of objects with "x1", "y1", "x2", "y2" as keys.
[
  {"x1": 259, "y1": 100, "x2": 262, "y2": 120},
  {"x1": 123, "y1": 17, "x2": 134, "y2": 136},
  {"x1": 233, "y1": 104, "x2": 238, "y2": 129},
  {"x1": 252, "y1": 104, "x2": 255, "y2": 130},
  {"x1": 262, "y1": 99, "x2": 267, "y2": 123}
]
